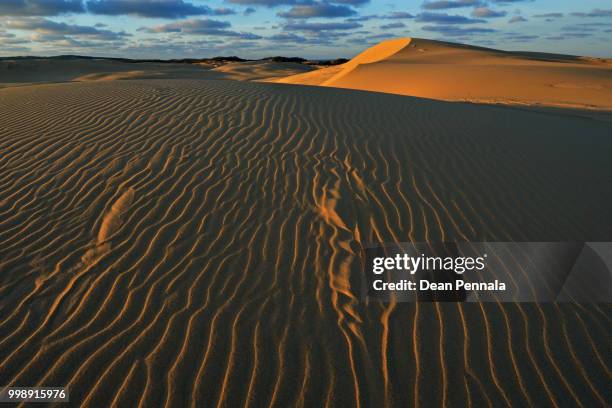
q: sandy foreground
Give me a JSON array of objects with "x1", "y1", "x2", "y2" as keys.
[{"x1": 0, "y1": 39, "x2": 611, "y2": 406}]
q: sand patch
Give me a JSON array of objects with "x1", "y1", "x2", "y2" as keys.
[{"x1": 97, "y1": 188, "x2": 135, "y2": 243}]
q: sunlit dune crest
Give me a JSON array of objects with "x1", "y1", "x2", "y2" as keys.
[{"x1": 274, "y1": 37, "x2": 612, "y2": 110}]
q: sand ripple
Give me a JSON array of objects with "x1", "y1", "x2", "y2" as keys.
[{"x1": 0, "y1": 79, "x2": 611, "y2": 407}]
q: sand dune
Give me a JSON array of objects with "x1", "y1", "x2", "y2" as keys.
[
  {"x1": 212, "y1": 61, "x2": 315, "y2": 81},
  {"x1": 0, "y1": 58, "x2": 216, "y2": 86},
  {"x1": 0, "y1": 58, "x2": 312, "y2": 86},
  {"x1": 0, "y1": 78, "x2": 610, "y2": 406},
  {"x1": 275, "y1": 38, "x2": 612, "y2": 110}
]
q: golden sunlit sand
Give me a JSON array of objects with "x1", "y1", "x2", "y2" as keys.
[
  {"x1": 274, "y1": 38, "x2": 612, "y2": 110},
  {"x1": 0, "y1": 38, "x2": 611, "y2": 406}
]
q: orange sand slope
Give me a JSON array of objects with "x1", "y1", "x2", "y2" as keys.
[
  {"x1": 274, "y1": 38, "x2": 612, "y2": 110},
  {"x1": 0, "y1": 79, "x2": 611, "y2": 406}
]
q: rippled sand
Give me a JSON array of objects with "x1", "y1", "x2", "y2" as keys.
[{"x1": 0, "y1": 79, "x2": 611, "y2": 406}]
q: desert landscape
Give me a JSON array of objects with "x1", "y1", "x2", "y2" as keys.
[{"x1": 1, "y1": 37, "x2": 611, "y2": 407}]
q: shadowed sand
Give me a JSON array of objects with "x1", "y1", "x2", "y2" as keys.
[
  {"x1": 274, "y1": 38, "x2": 612, "y2": 110},
  {"x1": 0, "y1": 78, "x2": 611, "y2": 406},
  {"x1": 0, "y1": 58, "x2": 314, "y2": 87},
  {"x1": 211, "y1": 61, "x2": 314, "y2": 81}
]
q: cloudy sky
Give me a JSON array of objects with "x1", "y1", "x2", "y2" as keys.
[{"x1": 1, "y1": 0, "x2": 611, "y2": 59}]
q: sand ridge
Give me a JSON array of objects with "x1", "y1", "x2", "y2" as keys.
[
  {"x1": 212, "y1": 60, "x2": 315, "y2": 81},
  {"x1": 0, "y1": 58, "x2": 315, "y2": 87},
  {"x1": 274, "y1": 37, "x2": 612, "y2": 110},
  {"x1": 319, "y1": 38, "x2": 412, "y2": 85},
  {"x1": 0, "y1": 79, "x2": 610, "y2": 406}
]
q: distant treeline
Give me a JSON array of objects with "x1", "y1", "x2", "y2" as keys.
[
  {"x1": 263, "y1": 56, "x2": 349, "y2": 65},
  {"x1": 0, "y1": 55, "x2": 349, "y2": 66}
]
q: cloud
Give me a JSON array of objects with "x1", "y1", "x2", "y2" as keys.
[
  {"x1": 266, "y1": 32, "x2": 334, "y2": 45},
  {"x1": 571, "y1": 9, "x2": 612, "y2": 18},
  {"x1": 579, "y1": 22, "x2": 612, "y2": 27},
  {"x1": 284, "y1": 21, "x2": 361, "y2": 32},
  {"x1": 421, "y1": 24, "x2": 495, "y2": 36},
  {"x1": 380, "y1": 22, "x2": 405, "y2": 30},
  {"x1": 502, "y1": 33, "x2": 538, "y2": 41},
  {"x1": 226, "y1": 0, "x2": 299, "y2": 6},
  {"x1": 416, "y1": 12, "x2": 485, "y2": 24},
  {"x1": 213, "y1": 8, "x2": 237, "y2": 16},
  {"x1": 561, "y1": 25, "x2": 597, "y2": 32},
  {"x1": 87, "y1": 0, "x2": 216, "y2": 18},
  {"x1": 3, "y1": 17, "x2": 129, "y2": 40},
  {"x1": 324, "y1": 0, "x2": 369, "y2": 4},
  {"x1": 344, "y1": 11, "x2": 414, "y2": 23},
  {"x1": 0, "y1": 43, "x2": 30, "y2": 53},
  {"x1": 226, "y1": 0, "x2": 368, "y2": 7},
  {"x1": 141, "y1": 18, "x2": 230, "y2": 33},
  {"x1": 508, "y1": 16, "x2": 526, "y2": 23},
  {"x1": 422, "y1": 0, "x2": 483, "y2": 10},
  {"x1": 0, "y1": 0, "x2": 84, "y2": 16},
  {"x1": 383, "y1": 12, "x2": 415, "y2": 19},
  {"x1": 346, "y1": 11, "x2": 415, "y2": 22},
  {"x1": 552, "y1": 32, "x2": 593, "y2": 39},
  {"x1": 118, "y1": 39, "x2": 207, "y2": 57},
  {"x1": 278, "y1": 3, "x2": 356, "y2": 19},
  {"x1": 472, "y1": 8, "x2": 506, "y2": 18},
  {"x1": 1, "y1": 36, "x2": 28, "y2": 45},
  {"x1": 346, "y1": 32, "x2": 392, "y2": 44},
  {"x1": 0, "y1": 30, "x2": 16, "y2": 38},
  {"x1": 267, "y1": 32, "x2": 306, "y2": 41},
  {"x1": 243, "y1": 7, "x2": 256, "y2": 15},
  {"x1": 533, "y1": 13, "x2": 563, "y2": 18},
  {"x1": 141, "y1": 18, "x2": 262, "y2": 39},
  {"x1": 346, "y1": 14, "x2": 378, "y2": 22}
]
